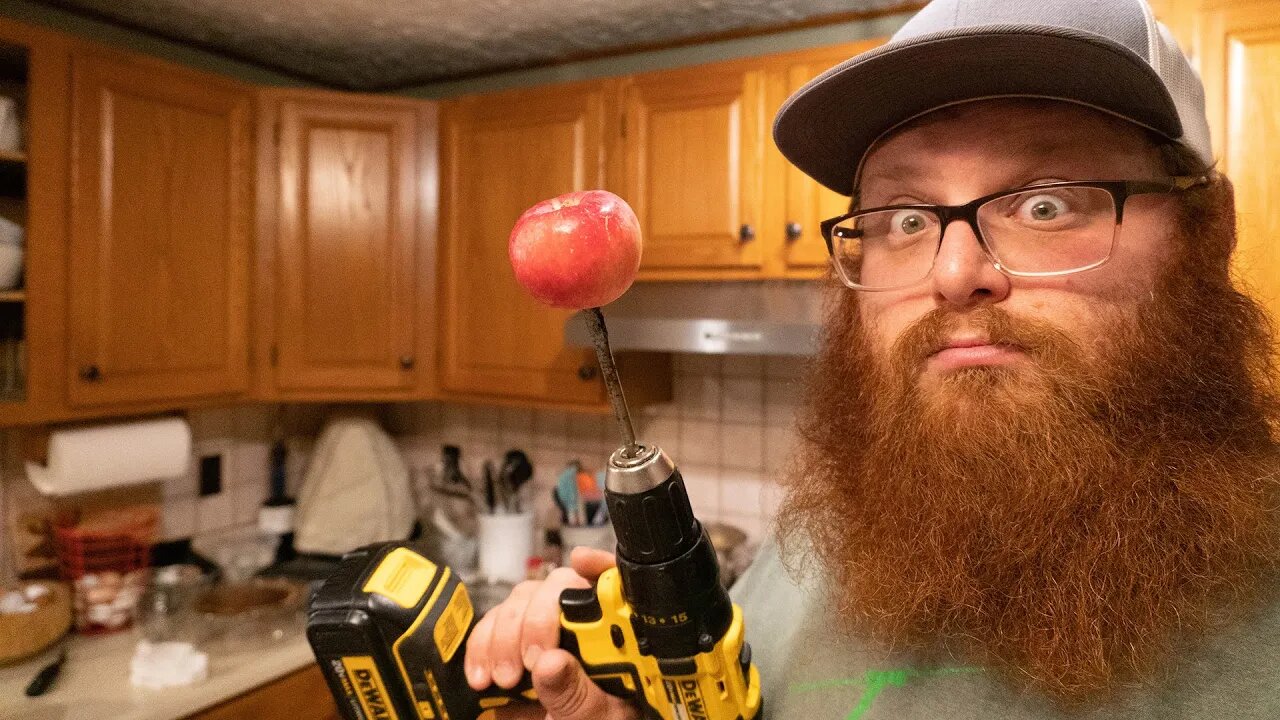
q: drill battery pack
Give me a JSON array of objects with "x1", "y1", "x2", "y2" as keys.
[{"x1": 307, "y1": 542, "x2": 525, "y2": 720}]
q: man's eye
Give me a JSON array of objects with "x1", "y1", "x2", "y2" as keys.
[
  {"x1": 1016, "y1": 194, "x2": 1069, "y2": 222},
  {"x1": 890, "y1": 210, "x2": 931, "y2": 235}
]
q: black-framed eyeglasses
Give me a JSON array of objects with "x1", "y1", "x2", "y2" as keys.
[{"x1": 819, "y1": 175, "x2": 1208, "y2": 291}]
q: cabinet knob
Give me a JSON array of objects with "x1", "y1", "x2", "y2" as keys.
[
  {"x1": 79, "y1": 365, "x2": 102, "y2": 382},
  {"x1": 785, "y1": 222, "x2": 803, "y2": 242},
  {"x1": 577, "y1": 364, "x2": 599, "y2": 381},
  {"x1": 738, "y1": 224, "x2": 755, "y2": 243},
  {"x1": 399, "y1": 355, "x2": 415, "y2": 370}
]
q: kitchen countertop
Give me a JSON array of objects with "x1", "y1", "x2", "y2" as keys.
[{"x1": 0, "y1": 627, "x2": 317, "y2": 720}]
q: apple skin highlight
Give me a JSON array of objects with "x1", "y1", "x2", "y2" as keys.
[{"x1": 508, "y1": 190, "x2": 642, "y2": 310}]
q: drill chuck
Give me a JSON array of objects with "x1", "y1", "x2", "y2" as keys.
[{"x1": 604, "y1": 444, "x2": 734, "y2": 660}]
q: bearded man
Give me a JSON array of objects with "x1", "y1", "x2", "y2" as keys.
[{"x1": 463, "y1": 0, "x2": 1280, "y2": 718}]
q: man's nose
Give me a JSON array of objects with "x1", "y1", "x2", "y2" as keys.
[{"x1": 929, "y1": 218, "x2": 1011, "y2": 307}]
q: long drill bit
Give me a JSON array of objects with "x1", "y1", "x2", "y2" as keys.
[{"x1": 584, "y1": 307, "x2": 640, "y2": 458}]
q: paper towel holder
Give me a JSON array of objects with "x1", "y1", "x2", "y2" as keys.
[{"x1": 24, "y1": 416, "x2": 193, "y2": 498}]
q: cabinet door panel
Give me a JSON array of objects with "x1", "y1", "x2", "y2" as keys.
[
  {"x1": 275, "y1": 100, "x2": 419, "y2": 392},
  {"x1": 187, "y1": 666, "x2": 339, "y2": 720},
  {"x1": 68, "y1": 51, "x2": 250, "y2": 407},
  {"x1": 440, "y1": 84, "x2": 606, "y2": 405},
  {"x1": 1200, "y1": 3, "x2": 1280, "y2": 334},
  {"x1": 771, "y1": 41, "x2": 883, "y2": 274},
  {"x1": 624, "y1": 67, "x2": 765, "y2": 275}
]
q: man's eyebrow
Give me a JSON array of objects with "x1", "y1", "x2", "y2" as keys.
[
  {"x1": 859, "y1": 159, "x2": 925, "y2": 188},
  {"x1": 859, "y1": 135, "x2": 1099, "y2": 200}
]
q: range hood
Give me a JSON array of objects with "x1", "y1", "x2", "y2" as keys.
[{"x1": 564, "y1": 280, "x2": 825, "y2": 356}]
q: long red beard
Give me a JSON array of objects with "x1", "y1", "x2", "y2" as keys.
[{"x1": 777, "y1": 177, "x2": 1280, "y2": 704}]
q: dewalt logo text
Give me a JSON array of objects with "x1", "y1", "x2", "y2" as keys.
[
  {"x1": 680, "y1": 680, "x2": 708, "y2": 720},
  {"x1": 341, "y1": 656, "x2": 400, "y2": 720}
]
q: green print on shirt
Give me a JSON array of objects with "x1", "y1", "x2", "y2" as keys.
[{"x1": 791, "y1": 666, "x2": 983, "y2": 720}]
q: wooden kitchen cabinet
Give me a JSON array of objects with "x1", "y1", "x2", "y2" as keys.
[
  {"x1": 0, "y1": 19, "x2": 71, "y2": 427},
  {"x1": 762, "y1": 40, "x2": 883, "y2": 276},
  {"x1": 186, "y1": 665, "x2": 339, "y2": 720},
  {"x1": 67, "y1": 46, "x2": 252, "y2": 408},
  {"x1": 439, "y1": 80, "x2": 621, "y2": 407},
  {"x1": 255, "y1": 89, "x2": 437, "y2": 400},
  {"x1": 622, "y1": 63, "x2": 767, "y2": 279},
  {"x1": 1196, "y1": 1, "x2": 1280, "y2": 342}
]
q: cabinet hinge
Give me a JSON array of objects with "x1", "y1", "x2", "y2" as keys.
[{"x1": 620, "y1": 115, "x2": 626, "y2": 139}]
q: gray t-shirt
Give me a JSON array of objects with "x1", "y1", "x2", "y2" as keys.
[{"x1": 730, "y1": 539, "x2": 1280, "y2": 719}]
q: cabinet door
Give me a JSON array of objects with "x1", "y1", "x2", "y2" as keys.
[
  {"x1": 68, "y1": 50, "x2": 250, "y2": 407},
  {"x1": 1199, "y1": 2, "x2": 1280, "y2": 333},
  {"x1": 623, "y1": 64, "x2": 766, "y2": 277},
  {"x1": 439, "y1": 82, "x2": 607, "y2": 406},
  {"x1": 767, "y1": 40, "x2": 883, "y2": 275},
  {"x1": 187, "y1": 666, "x2": 339, "y2": 720},
  {"x1": 271, "y1": 96, "x2": 423, "y2": 394}
]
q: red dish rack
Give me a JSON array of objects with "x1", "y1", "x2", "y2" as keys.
[{"x1": 53, "y1": 513, "x2": 156, "y2": 634}]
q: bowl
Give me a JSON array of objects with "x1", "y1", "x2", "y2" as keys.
[
  {"x1": 0, "y1": 242, "x2": 21, "y2": 290},
  {"x1": 0, "y1": 581, "x2": 72, "y2": 665},
  {"x1": 194, "y1": 577, "x2": 303, "y2": 651}
]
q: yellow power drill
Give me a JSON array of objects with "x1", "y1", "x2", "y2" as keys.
[{"x1": 306, "y1": 309, "x2": 762, "y2": 720}]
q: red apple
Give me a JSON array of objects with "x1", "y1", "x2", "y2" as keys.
[{"x1": 509, "y1": 190, "x2": 642, "y2": 309}]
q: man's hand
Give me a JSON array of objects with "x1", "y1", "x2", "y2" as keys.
[{"x1": 465, "y1": 547, "x2": 640, "y2": 720}]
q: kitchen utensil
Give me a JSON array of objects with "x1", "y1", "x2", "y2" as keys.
[
  {"x1": 24, "y1": 645, "x2": 66, "y2": 696},
  {"x1": 483, "y1": 460, "x2": 503, "y2": 513},
  {"x1": 500, "y1": 449, "x2": 534, "y2": 509},
  {"x1": 555, "y1": 463, "x2": 582, "y2": 525}
]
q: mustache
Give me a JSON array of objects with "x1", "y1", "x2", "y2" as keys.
[{"x1": 891, "y1": 305, "x2": 1087, "y2": 372}]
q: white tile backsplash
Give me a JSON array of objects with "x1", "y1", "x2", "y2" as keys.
[
  {"x1": 680, "y1": 419, "x2": 723, "y2": 466},
  {"x1": 722, "y1": 377, "x2": 764, "y2": 424},
  {"x1": 196, "y1": 491, "x2": 237, "y2": 533},
  {"x1": 720, "y1": 469, "x2": 764, "y2": 516},
  {"x1": 677, "y1": 373, "x2": 721, "y2": 421},
  {"x1": 720, "y1": 424, "x2": 764, "y2": 471},
  {"x1": 232, "y1": 441, "x2": 271, "y2": 490},
  {"x1": 161, "y1": 496, "x2": 197, "y2": 542},
  {"x1": 390, "y1": 354, "x2": 806, "y2": 540}
]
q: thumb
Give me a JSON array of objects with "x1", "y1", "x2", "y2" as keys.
[
  {"x1": 529, "y1": 648, "x2": 636, "y2": 720},
  {"x1": 568, "y1": 547, "x2": 616, "y2": 582}
]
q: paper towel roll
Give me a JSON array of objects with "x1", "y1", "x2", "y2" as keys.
[{"x1": 25, "y1": 417, "x2": 193, "y2": 497}]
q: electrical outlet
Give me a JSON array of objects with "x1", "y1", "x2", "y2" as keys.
[{"x1": 198, "y1": 454, "x2": 223, "y2": 497}]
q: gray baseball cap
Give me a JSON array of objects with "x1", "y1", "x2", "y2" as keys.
[{"x1": 774, "y1": 0, "x2": 1213, "y2": 196}]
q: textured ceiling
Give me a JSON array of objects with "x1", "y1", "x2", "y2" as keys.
[{"x1": 31, "y1": 0, "x2": 905, "y2": 90}]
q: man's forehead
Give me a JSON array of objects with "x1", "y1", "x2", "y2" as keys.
[{"x1": 858, "y1": 100, "x2": 1161, "y2": 192}]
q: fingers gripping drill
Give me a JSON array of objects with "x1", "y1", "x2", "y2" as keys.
[{"x1": 306, "y1": 307, "x2": 762, "y2": 720}]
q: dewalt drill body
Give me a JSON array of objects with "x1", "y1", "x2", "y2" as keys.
[
  {"x1": 307, "y1": 310, "x2": 762, "y2": 720},
  {"x1": 307, "y1": 443, "x2": 761, "y2": 720}
]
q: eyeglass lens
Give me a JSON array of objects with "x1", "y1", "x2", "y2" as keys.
[{"x1": 830, "y1": 186, "x2": 1119, "y2": 290}]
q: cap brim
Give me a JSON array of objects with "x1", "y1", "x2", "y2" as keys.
[{"x1": 774, "y1": 25, "x2": 1184, "y2": 196}]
